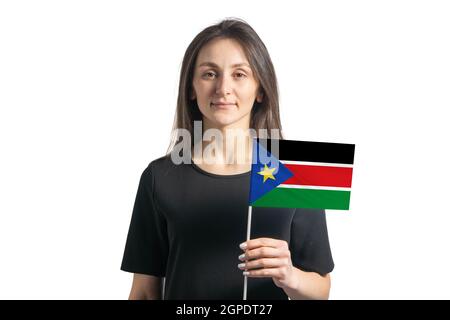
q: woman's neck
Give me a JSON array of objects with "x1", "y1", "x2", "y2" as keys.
[{"x1": 191, "y1": 121, "x2": 253, "y2": 175}]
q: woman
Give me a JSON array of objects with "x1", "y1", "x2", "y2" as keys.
[{"x1": 121, "y1": 18, "x2": 334, "y2": 300}]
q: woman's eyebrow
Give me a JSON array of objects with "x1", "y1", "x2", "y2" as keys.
[{"x1": 198, "y1": 62, "x2": 251, "y2": 69}]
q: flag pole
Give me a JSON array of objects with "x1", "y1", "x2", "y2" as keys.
[{"x1": 243, "y1": 205, "x2": 252, "y2": 300}]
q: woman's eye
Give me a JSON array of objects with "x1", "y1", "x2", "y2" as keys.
[
  {"x1": 235, "y1": 72, "x2": 247, "y2": 79},
  {"x1": 203, "y1": 72, "x2": 216, "y2": 79}
]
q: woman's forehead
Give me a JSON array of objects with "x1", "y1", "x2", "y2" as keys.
[{"x1": 196, "y1": 38, "x2": 250, "y2": 68}]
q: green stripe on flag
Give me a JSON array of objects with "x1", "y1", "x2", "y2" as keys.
[{"x1": 251, "y1": 187, "x2": 351, "y2": 210}]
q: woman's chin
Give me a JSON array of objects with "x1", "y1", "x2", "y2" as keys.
[{"x1": 207, "y1": 116, "x2": 242, "y2": 128}]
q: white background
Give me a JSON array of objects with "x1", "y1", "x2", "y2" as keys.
[{"x1": 1, "y1": 0, "x2": 449, "y2": 299}]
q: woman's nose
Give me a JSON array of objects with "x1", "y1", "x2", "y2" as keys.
[{"x1": 215, "y1": 75, "x2": 232, "y2": 95}]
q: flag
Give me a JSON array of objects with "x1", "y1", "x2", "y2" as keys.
[{"x1": 248, "y1": 138, "x2": 355, "y2": 210}]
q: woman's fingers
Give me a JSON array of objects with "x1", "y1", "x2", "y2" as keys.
[
  {"x1": 238, "y1": 238, "x2": 289, "y2": 261},
  {"x1": 239, "y1": 246, "x2": 279, "y2": 261},
  {"x1": 240, "y1": 238, "x2": 288, "y2": 251},
  {"x1": 239, "y1": 245, "x2": 290, "y2": 261},
  {"x1": 237, "y1": 237, "x2": 293, "y2": 283},
  {"x1": 242, "y1": 268, "x2": 283, "y2": 278},
  {"x1": 238, "y1": 257, "x2": 286, "y2": 270}
]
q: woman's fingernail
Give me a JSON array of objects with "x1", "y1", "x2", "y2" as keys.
[
  {"x1": 243, "y1": 271, "x2": 250, "y2": 276},
  {"x1": 238, "y1": 263, "x2": 245, "y2": 269},
  {"x1": 239, "y1": 242, "x2": 247, "y2": 250},
  {"x1": 238, "y1": 254, "x2": 246, "y2": 261}
]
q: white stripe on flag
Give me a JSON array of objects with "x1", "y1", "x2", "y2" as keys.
[
  {"x1": 280, "y1": 160, "x2": 353, "y2": 168},
  {"x1": 278, "y1": 184, "x2": 351, "y2": 191}
]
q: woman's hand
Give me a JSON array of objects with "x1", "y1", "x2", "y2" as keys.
[{"x1": 238, "y1": 237, "x2": 299, "y2": 290}]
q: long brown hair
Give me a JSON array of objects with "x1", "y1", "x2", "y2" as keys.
[{"x1": 167, "y1": 18, "x2": 283, "y2": 154}]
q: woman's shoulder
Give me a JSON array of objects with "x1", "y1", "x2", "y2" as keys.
[
  {"x1": 138, "y1": 154, "x2": 190, "y2": 194},
  {"x1": 144, "y1": 154, "x2": 176, "y2": 174},
  {"x1": 148, "y1": 154, "x2": 173, "y2": 168},
  {"x1": 142, "y1": 153, "x2": 187, "y2": 180}
]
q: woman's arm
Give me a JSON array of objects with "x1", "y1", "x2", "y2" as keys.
[
  {"x1": 128, "y1": 273, "x2": 162, "y2": 300},
  {"x1": 281, "y1": 268, "x2": 330, "y2": 300}
]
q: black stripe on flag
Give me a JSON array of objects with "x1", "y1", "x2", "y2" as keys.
[{"x1": 257, "y1": 138, "x2": 355, "y2": 165}]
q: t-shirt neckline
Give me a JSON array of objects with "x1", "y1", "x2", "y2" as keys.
[{"x1": 190, "y1": 161, "x2": 251, "y2": 179}]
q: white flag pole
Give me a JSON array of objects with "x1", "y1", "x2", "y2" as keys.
[{"x1": 243, "y1": 205, "x2": 253, "y2": 300}]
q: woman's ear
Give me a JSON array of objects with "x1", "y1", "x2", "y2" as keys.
[
  {"x1": 190, "y1": 89, "x2": 196, "y2": 100},
  {"x1": 256, "y1": 91, "x2": 264, "y2": 103}
]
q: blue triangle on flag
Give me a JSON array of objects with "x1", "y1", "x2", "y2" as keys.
[{"x1": 249, "y1": 139, "x2": 294, "y2": 204}]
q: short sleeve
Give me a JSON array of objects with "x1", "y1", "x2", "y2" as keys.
[
  {"x1": 290, "y1": 208, "x2": 334, "y2": 276},
  {"x1": 120, "y1": 164, "x2": 168, "y2": 277}
]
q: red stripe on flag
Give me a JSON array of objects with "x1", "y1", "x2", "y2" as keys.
[{"x1": 283, "y1": 164, "x2": 353, "y2": 188}]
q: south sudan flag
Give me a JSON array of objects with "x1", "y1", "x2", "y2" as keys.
[{"x1": 248, "y1": 138, "x2": 355, "y2": 210}]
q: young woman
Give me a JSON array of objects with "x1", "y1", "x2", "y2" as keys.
[{"x1": 121, "y1": 18, "x2": 334, "y2": 300}]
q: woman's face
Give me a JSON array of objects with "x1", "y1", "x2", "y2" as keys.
[{"x1": 192, "y1": 38, "x2": 262, "y2": 130}]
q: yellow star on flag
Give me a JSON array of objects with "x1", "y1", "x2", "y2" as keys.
[{"x1": 257, "y1": 164, "x2": 277, "y2": 183}]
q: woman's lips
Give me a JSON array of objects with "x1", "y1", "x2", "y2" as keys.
[{"x1": 211, "y1": 103, "x2": 237, "y2": 109}]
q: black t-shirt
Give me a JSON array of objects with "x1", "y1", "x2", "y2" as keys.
[{"x1": 121, "y1": 155, "x2": 334, "y2": 300}]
